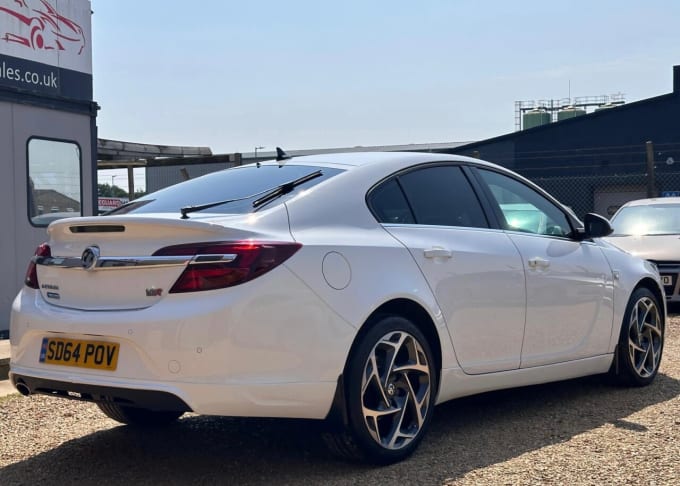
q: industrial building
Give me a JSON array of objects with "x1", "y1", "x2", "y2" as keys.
[{"x1": 448, "y1": 65, "x2": 680, "y2": 217}]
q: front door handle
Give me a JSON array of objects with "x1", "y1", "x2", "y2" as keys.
[
  {"x1": 528, "y1": 257, "x2": 550, "y2": 269},
  {"x1": 424, "y1": 247, "x2": 452, "y2": 259}
]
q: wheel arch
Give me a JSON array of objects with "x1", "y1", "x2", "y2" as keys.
[
  {"x1": 609, "y1": 278, "x2": 666, "y2": 386},
  {"x1": 325, "y1": 297, "x2": 442, "y2": 426},
  {"x1": 358, "y1": 298, "x2": 443, "y2": 376},
  {"x1": 634, "y1": 277, "x2": 666, "y2": 320}
]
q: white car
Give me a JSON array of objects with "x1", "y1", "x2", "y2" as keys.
[
  {"x1": 605, "y1": 197, "x2": 680, "y2": 302},
  {"x1": 10, "y1": 152, "x2": 665, "y2": 464}
]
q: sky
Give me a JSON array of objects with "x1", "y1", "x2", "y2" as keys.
[{"x1": 91, "y1": 0, "x2": 680, "y2": 192}]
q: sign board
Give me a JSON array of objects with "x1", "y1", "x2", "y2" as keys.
[
  {"x1": 0, "y1": 0, "x2": 92, "y2": 100},
  {"x1": 661, "y1": 191, "x2": 680, "y2": 197},
  {"x1": 98, "y1": 196, "x2": 128, "y2": 214}
]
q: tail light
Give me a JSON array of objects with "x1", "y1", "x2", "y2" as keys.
[
  {"x1": 153, "y1": 241, "x2": 302, "y2": 293},
  {"x1": 25, "y1": 243, "x2": 51, "y2": 289}
]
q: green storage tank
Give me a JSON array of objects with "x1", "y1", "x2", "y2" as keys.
[
  {"x1": 557, "y1": 106, "x2": 586, "y2": 121},
  {"x1": 523, "y1": 108, "x2": 551, "y2": 129}
]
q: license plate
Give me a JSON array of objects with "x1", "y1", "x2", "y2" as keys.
[
  {"x1": 662, "y1": 275, "x2": 673, "y2": 286},
  {"x1": 39, "y1": 337, "x2": 119, "y2": 371}
]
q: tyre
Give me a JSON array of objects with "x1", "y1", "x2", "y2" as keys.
[
  {"x1": 97, "y1": 402, "x2": 184, "y2": 426},
  {"x1": 610, "y1": 287, "x2": 664, "y2": 386},
  {"x1": 326, "y1": 315, "x2": 437, "y2": 464}
]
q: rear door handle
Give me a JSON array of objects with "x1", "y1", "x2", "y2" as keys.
[
  {"x1": 528, "y1": 257, "x2": 550, "y2": 269},
  {"x1": 424, "y1": 247, "x2": 452, "y2": 259}
]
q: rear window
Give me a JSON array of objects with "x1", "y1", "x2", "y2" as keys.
[{"x1": 108, "y1": 164, "x2": 344, "y2": 216}]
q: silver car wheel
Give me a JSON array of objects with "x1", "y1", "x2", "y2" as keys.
[
  {"x1": 360, "y1": 330, "x2": 432, "y2": 450},
  {"x1": 627, "y1": 296, "x2": 663, "y2": 379}
]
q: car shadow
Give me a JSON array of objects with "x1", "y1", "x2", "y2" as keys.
[
  {"x1": 666, "y1": 302, "x2": 680, "y2": 316},
  {"x1": 1, "y1": 373, "x2": 679, "y2": 485}
]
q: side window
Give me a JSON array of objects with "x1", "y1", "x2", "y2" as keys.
[
  {"x1": 477, "y1": 169, "x2": 571, "y2": 237},
  {"x1": 368, "y1": 178, "x2": 415, "y2": 224},
  {"x1": 28, "y1": 138, "x2": 82, "y2": 227},
  {"x1": 398, "y1": 166, "x2": 488, "y2": 228}
]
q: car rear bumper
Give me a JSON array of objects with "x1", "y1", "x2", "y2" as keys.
[
  {"x1": 9, "y1": 265, "x2": 356, "y2": 419},
  {"x1": 9, "y1": 364, "x2": 339, "y2": 418},
  {"x1": 10, "y1": 372, "x2": 192, "y2": 412}
]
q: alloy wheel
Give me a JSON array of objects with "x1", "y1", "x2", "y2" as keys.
[
  {"x1": 627, "y1": 296, "x2": 663, "y2": 379},
  {"x1": 360, "y1": 330, "x2": 432, "y2": 450}
]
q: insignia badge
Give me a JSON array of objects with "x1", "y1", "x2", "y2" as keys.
[{"x1": 81, "y1": 246, "x2": 100, "y2": 271}]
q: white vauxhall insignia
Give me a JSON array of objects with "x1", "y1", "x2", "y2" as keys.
[{"x1": 10, "y1": 152, "x2": 665, "y2": 464}]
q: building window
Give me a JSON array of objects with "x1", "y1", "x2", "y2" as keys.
[{"x1": 28, "y1": 138, "x2": 82, "y2": 227}]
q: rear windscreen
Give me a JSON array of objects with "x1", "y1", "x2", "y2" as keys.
[{"x1": 108, "y1": 164, "x2": 344, "y2": 216}]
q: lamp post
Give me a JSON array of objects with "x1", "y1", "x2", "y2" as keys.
[
  {"x1": 254, "y1": 146, "x2": 264, "y2": 160},
  {"x1": 111, "y1": 175, "x2": 117, "y2": 187}
]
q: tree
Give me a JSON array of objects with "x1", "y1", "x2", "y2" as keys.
[{"x1": 98, "y1": 183, "x2": 129, "y2": 198}]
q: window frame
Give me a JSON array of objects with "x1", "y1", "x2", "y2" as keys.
[
  {"x1": 26, "y1": 136, "x2": 83, "y2": 228},
  {"x1": 468, "y1": 165, "x2": 578, "y2": 239},
  {"x1": 366, "y1": 162, "x2": 494, "y2": 229}
]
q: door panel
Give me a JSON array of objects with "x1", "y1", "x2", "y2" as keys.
[
  {"x1": 387, "y1": 226, "x2": 526, "y2": 374},
  {"x1": 473, "y1": 167, "x2": 615, "y2": 368},
  {"x1": 508, "y1": 234, "x2": 614, "y2": 367}
]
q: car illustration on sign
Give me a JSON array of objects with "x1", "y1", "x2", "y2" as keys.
[{"x1": 0, "y1": 0, "x2": 85, "y2": 54}]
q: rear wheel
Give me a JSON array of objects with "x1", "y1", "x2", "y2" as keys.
[
  {"x1": 326, "y1": 315, "x2": 437, "y2": 464},
  {"x1": 97, "y1": 402, "x2": 184, "y2": 426},
  {"x1": 611, "y1": 287, "x2": 664, "y2": 386}
]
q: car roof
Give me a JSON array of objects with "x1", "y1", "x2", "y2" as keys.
[
  {"x1": 253, "y1": 151, "x2": 505, "y2": 172},
  {"x1": 620, "y1": 197, "x2": 680, "y2": 207}
]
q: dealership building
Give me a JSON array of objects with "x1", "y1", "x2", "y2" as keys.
[{"x1": 0, "y1": 0, "x2": 97, "y2": 335}]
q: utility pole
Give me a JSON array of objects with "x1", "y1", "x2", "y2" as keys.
[{"x1": 646, "y1": 141, "x2": 656, "y2": 198}]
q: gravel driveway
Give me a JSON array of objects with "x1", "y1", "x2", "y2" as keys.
[{"x1": 2, "y1": 315, "x2": 679, "y2": 485}]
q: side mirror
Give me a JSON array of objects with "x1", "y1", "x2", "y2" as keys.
[{"x1": 575, "y1": 213, "x2": 613, "y2": 240}]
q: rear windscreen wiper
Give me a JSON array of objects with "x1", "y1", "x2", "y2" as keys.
[
  {"x1": 180, "y1": 170, "x2": 322, "y2": 218},
  {"x1": 252, "y1": 170, "x2": 322, "y2": 209}
]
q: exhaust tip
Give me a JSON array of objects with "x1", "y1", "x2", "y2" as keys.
[{"x1": 15, "y1": 382, "x2": 30, "y2": 396}]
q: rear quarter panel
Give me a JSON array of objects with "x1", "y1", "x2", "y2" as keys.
[{"x1": 283, "y1": 163, "x2": 460, "y2": 373}]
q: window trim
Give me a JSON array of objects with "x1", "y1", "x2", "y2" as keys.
[{"x1": 26, "y1": 136, "x2": 83, "y2": 228}]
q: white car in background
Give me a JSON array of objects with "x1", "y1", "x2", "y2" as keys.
[
  {"x1": 10, "y1": 151, "x2": 665, "y2": 464},
  {"x1": 606, "y1": 197, "x2": 680, "y2": 303}
]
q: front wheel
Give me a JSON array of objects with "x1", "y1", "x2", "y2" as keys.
[
  {"x1": 610, "y1": 287, "x2": 664, "y2": 386},
  {"x1": 97, "y1": 402, "x2": 184, "y2": 426},
  {"x1": 326, "y1": 315, "x2": 437, "y2": 464}
]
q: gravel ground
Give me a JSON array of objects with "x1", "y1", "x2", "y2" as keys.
[{"x1": 1, "y1": 315, "x2": 679, "y2": 485}]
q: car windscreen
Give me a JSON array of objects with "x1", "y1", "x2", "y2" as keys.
[
  {"x1": 610, "y1": 203, "x2": 680, "y2": 236},
  {"x1": 108, "y1": 164, "x2": 344, "y2": 216}
]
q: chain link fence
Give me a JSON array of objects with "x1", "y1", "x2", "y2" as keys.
[{"x1": 525, "y1": 170, "x2": 680, "y2": 219}]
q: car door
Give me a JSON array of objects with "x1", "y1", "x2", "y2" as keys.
[
  {"x1": 473, "y1": 167, "x2": 615, "y2": 368},
  {"x1": 368, "y1": 164, "x2": 526, "y2": 374}
]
